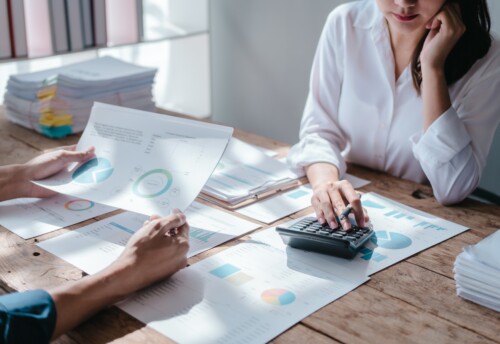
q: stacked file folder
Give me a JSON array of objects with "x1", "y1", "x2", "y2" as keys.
[
  {"x1": 200, "y1": 138, "x2": 300, "y2": 208},
  {"x1": 454, "y1": 230, "x2": 500, "y2": 312},
  {"x1": 4, "y1": 56, "x2": 157, "y2": 138}
]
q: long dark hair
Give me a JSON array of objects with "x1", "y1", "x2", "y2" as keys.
[{"x1": 411, "y1": 0, "x2": 492, "y2": 92}]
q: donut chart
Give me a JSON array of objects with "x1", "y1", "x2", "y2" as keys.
[
  {"x1": 133, "y1": 169, "x2": 173, "y2": 198},
  {"x1": 64, "y1": 199, "x2": 95, "y2": 211}
]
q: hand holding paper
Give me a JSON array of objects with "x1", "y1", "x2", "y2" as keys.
[{"x1": 34, "y1": 103, "x2": 233, "y2": 216}]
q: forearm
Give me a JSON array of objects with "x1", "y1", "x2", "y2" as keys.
[
  {"x1": 305, "y1": 162, "x2": 340, "y2": 188},
  {"x1": 421, "y1": 66, "x2": 451, "y2": 131},
  {"x1": 418, "y1": 144, "x2": 479, "y2": 205},
  {"x1": 49, "y1": 264, "x2": 133, "y2": 339},
  {"x1": 0, "y1": 164, "x2": 26, "y2": 201}
]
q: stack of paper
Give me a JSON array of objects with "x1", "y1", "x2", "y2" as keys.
[
  {"x1": 454, "y1": 230, "x2": 500, "y2": 312},
  {"x1": 200, "y1": 138, "x2": 300, "y2": 208},
  {"x1": 4, "y1": 56, "x2": 157, "y2": 138}
]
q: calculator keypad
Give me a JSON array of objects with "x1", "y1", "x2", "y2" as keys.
[
  {"x1": 287, "y1": 217, "x2": 371, "y2": 247},
  {"x1": 276, "y1": 217, "x2": 374, "y2": 259}
]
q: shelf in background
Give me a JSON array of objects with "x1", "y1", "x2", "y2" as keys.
[{"x1": 0, "y1": 30, "x2": 208, "y2": 64}]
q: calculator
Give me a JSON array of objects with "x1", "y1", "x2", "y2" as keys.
[{"x1": 276, "y1": 217, "x2": 374, "y2": 259}]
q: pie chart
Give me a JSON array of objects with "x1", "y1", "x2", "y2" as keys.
[
  {"x1": 133, "y1": 169, "x2": 173, "y2": 198},
  {"x1": 72, "y1": 158, "x2": 114, "y2": 184},
  {"x1": 370, "y1": 231, "x2": 412, "y2": 249},
  {"x1": 261, "y1": 288, "x2": 296, "y2": 306}
]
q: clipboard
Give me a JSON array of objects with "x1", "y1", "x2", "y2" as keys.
[{"x1": 198, "y1": 177, "x2": 308, "y2": 210}]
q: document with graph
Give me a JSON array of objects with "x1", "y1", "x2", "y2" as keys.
[
  {"x1": 34, "y1": 103, "x2": 233, "y2": 216},
  {"x1": 252, "y1": 192, "x2": 469, "y2": 276},
  {"x1": 117, "y1": 240, "x2": 368, "y2": 344},
  {"x1": 37, "y1": 201, "x2": 261, "y2": 273},
  {"x1": 0, "y1": 194, "x2": 114, "y2": 239}
]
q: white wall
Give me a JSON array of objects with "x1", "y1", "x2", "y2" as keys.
[
  {"x1": 211, "y1": 0, "x2": 352, "y2": 144},
  {"x1": 480, "y1": 0, "x2": 500, "y2": 198}
]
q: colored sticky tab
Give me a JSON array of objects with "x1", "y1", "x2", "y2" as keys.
[
  {"x1": 39, "y1": 113, "x2": 73, "y2": 126},
  {"x1": 39, "y1": 125, "x2": 73, "y2": 138},
  {"x1": 37, "y1": 85, "x2": 58, "y2": 99},
  {"x1": 41, "y1": 75, "x2": 58, "y2": 86}
]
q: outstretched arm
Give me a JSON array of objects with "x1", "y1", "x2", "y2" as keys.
[
  {"x1": 0, "y1": 145, "x2": 95, "y2": 201},
  {"x1": 49, "y1": 211, "x2": 190, "y2": 339}
]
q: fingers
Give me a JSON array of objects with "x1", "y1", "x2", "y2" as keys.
[
  {"x1": 363, "y1": 207, "x2": 370, "y2": 223},
  {"x1": 340, "y1": 187, "x2": 364, "y2": 228},
  {"x1": 176, "y1": 222, "x2": 190, "y2": 240},
  {"x1": 426, "y1": 4, "x2": 465, "y2": 35},
  {"x1": 59, "y1": 146, "x2": 95, "y2": 164},
  {"x1": 311, "y1": 180, "x2": 365, "y2": 231},
  {"x1": 328, "y1": 186, "x2": 347, "y2": 229},
  {"x1": 143, "y1": 214, "x2": 161, "y2": 227},
  {"x1": 311, "y1": 194, "x2": 325, "y2": 225}
]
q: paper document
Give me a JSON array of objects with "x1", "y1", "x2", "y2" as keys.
[
  {"x1": 38, "y1": 202, "x2": 260, "y2": 273},
  {"x1": 0, "y1": 194, "x2": 115, "y2": 239},
  {"x1": 235, "y1": 174, "x2": 369, "y2": 224},
  {"x1": 202, "y1": 138, "x2": 299, "y2": 206},
  {"x1": 345, "y1": 173, "x2": 371, "y2": 188},
  {"x1": 454, "y1": 230, "x2": 500, "y2": 311},
  {"x1": 236, "y1": 184, "x2": 313, "y2": 223},
  {"x1": 34, "y1": 103, "x2": 233, "y2": 216},
  {"x1": 252, "y1": 192, "x2": 469, "y2": 276},
  {"x1": 117, "y1": 241, "x2": 368, "y2": 344}
]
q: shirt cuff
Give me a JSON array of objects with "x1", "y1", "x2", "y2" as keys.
[
  {"x1": 0, "y1": 289, "x2": 57, "y2": 343},
  {"x1": 410, "y1": 107, "x2": 471, "y2": 167},
  {"x1": 286, "y1": 134, "x2": 347, "y2": 178}
]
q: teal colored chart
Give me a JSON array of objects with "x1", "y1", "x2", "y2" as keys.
[
  {"x1": 72, "y1": 158, "x2": 114, "y2": 184},
  {"x1": 370, "y1": 231, "x2": 412, "y2": 249},
  {"x1": 362, "y1": 199, "x2": 386, "y2": 209},
  {"x1": 133, "y1": 169, "x2": 173, "y2": 198}
]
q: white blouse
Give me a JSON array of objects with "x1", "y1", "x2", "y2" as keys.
[{"x1": 287, "y1": 0, "x2": 500, "y2": 204}]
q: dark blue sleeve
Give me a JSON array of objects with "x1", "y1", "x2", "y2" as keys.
[{"x1": 0, "y1": 289, "x2": 57, "y2": 344}]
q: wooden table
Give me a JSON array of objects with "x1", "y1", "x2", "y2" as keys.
[{"x1": 0, "y1": 107, "x2": 499, "y2": 344}]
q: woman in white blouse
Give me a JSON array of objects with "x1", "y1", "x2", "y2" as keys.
[{"x1": 287, "y1": 0, "x2": 500, "y2": 230}]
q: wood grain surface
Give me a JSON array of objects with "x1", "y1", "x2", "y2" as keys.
[{"x1": 0, "y1": 106, "x2": 498, "y2": 343}]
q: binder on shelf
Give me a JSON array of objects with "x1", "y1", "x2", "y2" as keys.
[
  {"x1": 24, "y1": 0, "x2": 53, "y2": 57},
  {"x1": 81, "y1": 0, "x2": 94, "y2": 47},
  {"x1": 65, "y1": 0, "x2": 84, "y2": 51},
  {"x1": 106, "y1": 0, "x2": 139, "y2": 46},
  {"x1": 199, "y1": 138, "x2": 301, "y2": 209},
  {"x1": 92, "y1": 0, "x2": 106, "y2": 46},
  {"x1": 0, "y1": 0, "x2": 12, "y2": 58},
  {"x1": 49, "y1": 0, "x2": 69, "y2": 53},
  {"x1": 7, "y1": 0, "x2": 28, "y2": 57}
]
